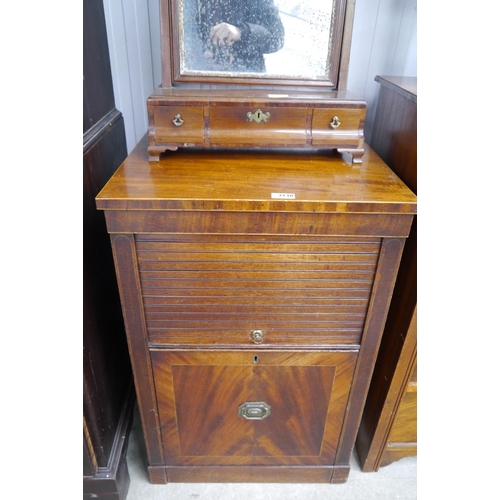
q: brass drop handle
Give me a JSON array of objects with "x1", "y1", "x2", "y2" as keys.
[
  {"x1": 238, "y1": 401, "x2": 271, "y2": 420},
  {"x1": 330, "y1": 116, "x2": 341, "y2": 129},
  {"x1": 172, "y1": 114, "x2": 184, "y2": 127},
  {"x1": 251, "y1": 330, "x2": 264, "y2": 344}
]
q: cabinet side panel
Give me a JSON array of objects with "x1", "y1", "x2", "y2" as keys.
[
  {"x1": 333, "y1": 237, "x2": 406, "y2": 473},
  {"x1": 110, "y1": 234, "x2": 165, "y2": 467}
]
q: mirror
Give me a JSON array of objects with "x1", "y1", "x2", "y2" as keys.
[{"x1": 166, "y1": 0, "x2": 346, "y2": 88}]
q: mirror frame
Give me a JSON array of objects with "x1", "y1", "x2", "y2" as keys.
[{"x1": 160, "y1": 0, "x2": 355, "y2": 90}]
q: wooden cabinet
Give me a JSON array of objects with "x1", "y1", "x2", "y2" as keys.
[
  {"x1": 96, "y1": 138, "x2": 416, "y2": 484},
  {"x1": 355, "y1": 75, "x2": 417, "y2": 471},
  {"x1": 83, "y1": 0, "x2": 134, "y2": 498}
]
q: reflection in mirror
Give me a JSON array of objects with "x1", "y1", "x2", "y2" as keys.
[{"x1": 179, "y1": 0, "x2": 335, "y2": 80}]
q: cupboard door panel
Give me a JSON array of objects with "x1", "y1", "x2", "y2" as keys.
[{"x1": 151, "y1": 350, "x2": 357, "y2": 467}]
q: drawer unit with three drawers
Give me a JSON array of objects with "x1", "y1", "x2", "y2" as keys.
[{"x1": 147, "y1": 88, "x2": 366, "y2": 164}]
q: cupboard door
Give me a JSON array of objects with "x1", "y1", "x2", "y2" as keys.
[{"x1": 151, "y1": 350, "x2": 357, "y2": 467}]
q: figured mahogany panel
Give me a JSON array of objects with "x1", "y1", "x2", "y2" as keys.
[
  {"x1": 137, "y1": 235, "x2": 380, "y2": 347},
  {"x1": 151, "y1": 350, "x2": 357, "y2": 467},
  {"x1": 209, "y1": 106, "x2": 308, "y2": 145}
]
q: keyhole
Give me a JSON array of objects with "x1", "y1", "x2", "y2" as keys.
[{"x1": 253, "y1": 355, "x2": 259, "y2": 364}]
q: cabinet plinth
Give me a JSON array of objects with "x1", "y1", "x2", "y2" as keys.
[{"x1": 96, "y1": 137, "x2": 416, "y2": 484}]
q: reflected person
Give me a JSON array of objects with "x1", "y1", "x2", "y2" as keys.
[{"x1": 182, "y1": 0, "x2": 285, "y2": 73}]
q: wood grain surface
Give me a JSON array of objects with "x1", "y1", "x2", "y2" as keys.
[
  {"x1": 96, "y1": 136, "x2": 416, "y2": 484},
  {"x1": 96, "y1": 136, "x2": 416, "y2": 214}
]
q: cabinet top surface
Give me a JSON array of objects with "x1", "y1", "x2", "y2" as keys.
[{"x1": 96, "y1": 137, "x2": 416, "y2": 214}]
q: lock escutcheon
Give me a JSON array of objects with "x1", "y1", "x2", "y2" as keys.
[{"x1": 247, "y1": 109, "x2": 270, "y2": 123}]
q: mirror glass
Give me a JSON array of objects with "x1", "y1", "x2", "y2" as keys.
[{"x1": 178, "y1": 0, "x2": 336, "y2": 81}]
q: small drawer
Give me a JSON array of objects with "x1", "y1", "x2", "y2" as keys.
[
  {"x1": 311, "y1": 108, "x2": 364, "y2": 146},
  {"x1": 209, "y1": 106, "x2": 307, "y2": 146},
  {"x1": 151, "y1": 105, "x2": 204, "y2": 144}
]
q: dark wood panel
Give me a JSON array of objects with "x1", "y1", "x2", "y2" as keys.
[
  {"x1": 370, "y1": 76, "x2": 417, "y2": 193},
  {"x1": 355, "y1": 76, "x2": 417, "y2": 472},
  {"x1": 83, "y1": 120, "x2": 131, "y2": 467},
  {"x1": 83, "y1": 3, "x2": 133, "y2": 498},
  {"x1": 83, "y1": 0, "x2": 116, "y2": 133}
]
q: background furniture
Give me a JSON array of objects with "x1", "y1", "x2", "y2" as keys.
[
  {"x1": 96, "y1": 140, "x2": 416, "y2": 484},
  {"x1": 83, "y1": 1, "x2": 135, "y2": 498},
  {"x1": 355, "y1": 75, "x2": 417, "y2": 471}
]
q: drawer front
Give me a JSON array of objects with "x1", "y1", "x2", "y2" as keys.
[
  {"x1": 209, "y1": 106, "x2": 307, "y2": 145},
  {"x1": 151, "y1": 349, "x2": 357, "y2": 466},
  {"x1": 311, "y1": 108, "x2": 364, "y2": 146},
  {"x1": 388, "y1": 390, "x2": 417, "y2": 444},
  {"x1": 137, "y1": 234, "x2": 381, "y2": 347},
  {"x1": 152, "y1": 105, "x2": 204, "y2": 143}
]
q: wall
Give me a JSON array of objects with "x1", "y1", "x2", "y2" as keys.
[
  {"x1": 103, "y1": 0, "x2": 417, "y2": 153},
  {"x1": 348, "y1": 0, "x2": 417, "y2": 143},
  {"x1": 103, "y1": 0, "x2": 161, "y2": 153}
]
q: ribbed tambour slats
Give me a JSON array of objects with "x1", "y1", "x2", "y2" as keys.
[{"x1": 136, "y1": 235, "x2": 381, "y2": 347}]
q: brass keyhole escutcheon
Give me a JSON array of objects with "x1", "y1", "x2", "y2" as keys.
[
  {"x1": 172, "y1": 114, "x2": 184, "y2": 127},
  {"x1": 247, "y1": 109, "x2": 270, "y2": 123},
  {"x1": 251, "y1": 330, "x2": 264, "y2": 344},
  {"x1": 330, "y1": 116, "x2": 341, "y2": 129}
]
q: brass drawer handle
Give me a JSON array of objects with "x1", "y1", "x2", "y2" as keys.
[
  {"x1": 251, "y1": 330, "x2": 264, "y2": 344},
  {"x1": 238, "y1": 401, "x2": 271, "y2": 420},
  {"x1": 247, "y1": 109, "x2": 270, "y2": 123},
  {"x1": 330, "y1": 116, "x2": 341, "y2": 129},
  {"x1": 172, "y1": 114, "x2": 184, "y2": 127}
]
